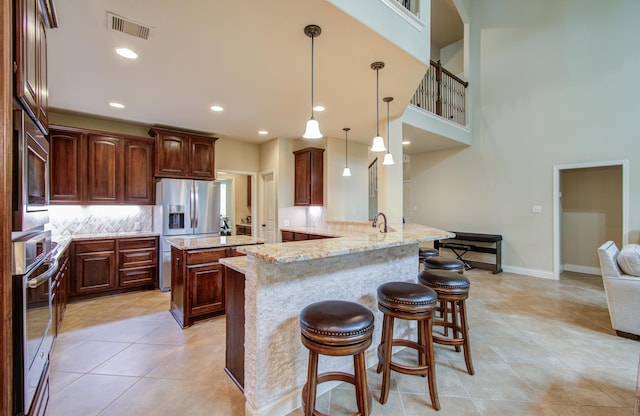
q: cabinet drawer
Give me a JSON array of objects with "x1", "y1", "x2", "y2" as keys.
[
  {"x1": 119, "y1": 237, "x2": 157, "y2": 250},
  {"x1": 74, "y1": 240, "x2": 116, "y2": 254},
  {"x1": 119, "y1": 267, "x2": 156, "y2": 288},
  {"x1": 119, "y1": 248, "x2": 157, "y2": 269},
  {"x1": 294, "y1": 232, "x2": 309, "y2": 241},
  {"x1": 308, "y1": 234, "x2": 330, "y2": 240},
  {"x1": 186, "y1": 248, "x2": 227, "y2": 265}
]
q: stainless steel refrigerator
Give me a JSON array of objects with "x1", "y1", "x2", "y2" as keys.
[{"x1": 154, "y1": 178, "x2": 221, "y2": 291}]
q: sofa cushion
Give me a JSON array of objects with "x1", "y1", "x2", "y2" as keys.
[{"x1": 617, "y1": 244, "x2": 640, "y2": 277}]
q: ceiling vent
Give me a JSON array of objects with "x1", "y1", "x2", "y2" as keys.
[{"x1": 107, "y1": 12, "x2": 153, "y2": 40}]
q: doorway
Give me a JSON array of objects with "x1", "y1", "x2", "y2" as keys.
[
  {"x1": 552, "y1": 160, "x2": 628, "y2": 279},
  {"x1": 216, "y1": 171, "x2": 256, "y2": 236},
  {"x1": 259, "y1": 170, "x2": 276, "y2": 243}
]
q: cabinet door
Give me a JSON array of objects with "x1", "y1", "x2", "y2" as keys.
[
  {"x1": 87, "y1": 135, "x2": 122, "y2": 203},
  {"x1": 309, "y1": 148, "x2": 324, "y2": 205},
  {"x1": 36, "y1": 14, "x2": 48, "y2": 129},
  {"x1": 170, "y1": 246, "x2": 185, "y2": 322},
  {"x1": 123, "y1": 139, "x2": 154, "y2": 204},
  {"x1": 189, "y1": 137, "x2": 216, "y2": 179},
  {"x1": 188, "y1": 262, "x2": 224, "y2": 316},
  {"x1": 155, "y1": 133, "x2": 189, "y2": 177},
  {"x1": 294, "y1": 151, "x2": 311, "y2": 205},
  {"x1": 73, "y1": 250, "x2": 116, "y2": 295},
  {"x1": 15, "y1": 0, "x2": 38, "y2": 120},
  {"x1": 49, "y1": 130, "x2": 83, "y2": 203}
]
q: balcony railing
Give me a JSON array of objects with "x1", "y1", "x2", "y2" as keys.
[
  {"x1": 395, "y1": 0, "x2": 419, "y2": 16},
  {"x1": 411, "y1": 60, "x2": 469, "y2": 126}
]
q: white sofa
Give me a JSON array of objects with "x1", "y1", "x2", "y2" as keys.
[{"x1": 597, "y1": 241, "x2": 640, "y2": 339}]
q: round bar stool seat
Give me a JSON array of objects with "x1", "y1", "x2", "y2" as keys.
[
  {"x1": 418, "y1": 270, "x2": 474, "y2": 375},
  {"x1": 376, "y1": 282, "x2": 440, "y2": 411},
  {"x1": 423, "y1": 256, "x2": 465, "y2": 273},
  {"x1": 300, "y1": 300, "x2": 374, "y2": 416},
  {"x1": 419, "y1": 248, "x2": 439, "y2": 261}
]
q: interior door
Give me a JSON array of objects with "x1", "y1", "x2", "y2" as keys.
[{"x1": 260, "y1": 171, "x2": 275, "y2": 243}]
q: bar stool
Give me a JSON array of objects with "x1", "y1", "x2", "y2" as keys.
[
  {"x1": 419, "y1": 247, "x2": 439, "y2": 263},
  {"x1": 418, "y1": 270, "x2": 474, "y2": 375},
  {"x1": 423, "y1": 256, "x2": 465, "y2": 273},
  {"x1": 299, "y1": 300, "x2": 374, "y2": 416},
  {"x1": 376, "y1": 282, "x2": 440, "y2": 411}
]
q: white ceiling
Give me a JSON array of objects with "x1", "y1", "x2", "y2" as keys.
[{"x1": 47, "y1": 0, "x2": 463, "y2": 153}]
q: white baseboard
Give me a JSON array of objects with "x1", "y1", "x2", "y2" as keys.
[
  {"x1": 561, "y1": 264, "x2": 601, "y2": 276},
  {"x1": 501, "y1": 265, "x2": 557, "y2": 280}
]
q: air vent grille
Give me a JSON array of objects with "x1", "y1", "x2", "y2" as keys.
[{"x1": 107, "y1": 12, "x2": 152, "y2": 40}]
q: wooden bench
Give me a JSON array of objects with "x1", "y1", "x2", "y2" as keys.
[{"x1": 435, "y1": 232, "x2": 502, "y2": 274}]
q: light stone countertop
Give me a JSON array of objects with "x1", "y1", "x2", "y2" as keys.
[
  {"x1": 219, "y1": 256, "x2": 247, "y2": 274},
  {"x1": 165, "y1": 235, "x2": 265, "y2": 250},
  {"x1": 240, "y1": 222, "x2": 454, "y2": 264}
]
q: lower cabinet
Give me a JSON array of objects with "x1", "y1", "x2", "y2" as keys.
[
  {"x1": 72, "y1": 240, "x2": 117, "y2": 296},
  {"x1": 70, "y1": 236, "x2": 158, "y2": 299},
  {"x1": 281, "y1": 230, "x2": 333, "y2": 242},
  {"x1": 52, "y1": 246, "x2": 69, "y2": 336},
  {"x1": 170, "y1": 245, "x2": 244, "y2": 328}
]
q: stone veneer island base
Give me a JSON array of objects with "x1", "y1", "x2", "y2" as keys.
[{"x1": 221, "y1": 222, "x2": 454, "y2": 416}]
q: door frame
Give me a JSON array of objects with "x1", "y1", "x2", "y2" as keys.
[
  {"x1": 215, "y1": 169, "x2": 256, "y2": 236},
  {"x1": 552, "y1": 160, "x2": 629, "y2": 279},
  {"x1": 258, "y1": 169, "x2": 276, "y2": 243}
]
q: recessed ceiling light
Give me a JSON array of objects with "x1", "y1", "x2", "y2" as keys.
[
  {"x1": 109, "y1": 102, "x2": 125, "y2": 109},
  {"x1": 210, "y1": 105, "x2": 224, "y2": 112},
  {"x1": 258, "y1": 130, "x2": 269, "y2": 135},
  {"x1": 402, "y1": 140, "x2": 411, "y2": 145},
  {"x1": 115, "y1": 48, "x2": 138, "y2": 59},
  {"x1": 313, "y1": 105, "x2": 325, "y2": 112}
]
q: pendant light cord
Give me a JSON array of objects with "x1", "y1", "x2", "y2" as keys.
[
  {"x1": 386, "y1": 99, "x2": 390, "y2": 152},
  {"x1": 310, "y1": 35, "x2": 315, "y2": 116},
  {"x1": 375, "y1": 68, "x2": 380, "y2": 136}
]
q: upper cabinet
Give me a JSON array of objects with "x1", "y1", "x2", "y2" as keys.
[
  {"x1": 293, "y1": 147, "x2": 324, "y2": 206},
  {"x1": 149, "y1": 127, "x2": 218, "y2": 180},
  {"x1": 14, "y1": 0, "x2": 57, "y2": 135},
  {"x1": 49, "y1": 126, "x2": 155, "y2": 205}
]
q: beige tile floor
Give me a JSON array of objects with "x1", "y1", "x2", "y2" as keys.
[{"x1": 49, "y1": 269, "x2": 640, "y2": 416}]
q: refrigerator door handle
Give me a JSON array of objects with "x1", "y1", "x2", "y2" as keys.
[
  {"x1": 193, "y1": 184, "x2": 199, "y2": 228},
  {"x1": 190, "y1": 185, "x2": 195, "y2": 228}
]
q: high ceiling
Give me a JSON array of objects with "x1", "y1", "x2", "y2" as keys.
[{"x1": 47, "y1": 0, "x2": 463, "y2": 153}]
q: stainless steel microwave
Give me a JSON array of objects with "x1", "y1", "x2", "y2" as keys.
[{"x1": 13, "y1": 108, "x2": 49, "y2": 234}]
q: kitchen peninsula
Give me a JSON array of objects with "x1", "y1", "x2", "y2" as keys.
[
  {"x1": 220, "y1": 221, "x2": 454, "y2": 416},
  {"x1": 165, "y1": 235, "x2": 264, "y2": 327}
]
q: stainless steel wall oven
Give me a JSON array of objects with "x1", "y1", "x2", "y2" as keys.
[{"x1": 12, "y1": 230, "x2": 55, "y2": 415}]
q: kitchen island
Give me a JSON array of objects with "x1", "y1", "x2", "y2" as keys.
[
  {"x1": 165, "y1": 235, "x2": 264, "y2": 328},
  {"x1": 220, "y1": 222, "x2": 453, "y2": 416}
]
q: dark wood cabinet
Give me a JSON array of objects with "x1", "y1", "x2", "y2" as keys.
[
  {"x1": 293, "y1": 147, "x2": 324, "y2": 206},
  {"x1": 123, "y1": 139, "x2": 154, "y2": 204},
  {"x1": 188, "y1": 262, "x2": 224, "y2": 316},
  {"x1": 71, "y1": 237, "x2": 158, "y2": 299},
  {"x1": 87, "y1": 134, "x2": 120, "y2": 203},
  {"x1": 281, "y1": 230, "x2": 332, "y2": 242},
  {"x1": 118, "y1": 237, "x2": 158, "y2": 288},
  {"x1": 224, "y1": 266, "x2": 245, "y2": 390},
  {"x1": 14, "y1": 0, "x2": 56, "y2": 134},
  {"x1": 49, "y1": 129, "x2": 84, "y2": 203},
  {"x1": 49, "y1": 126, "x2": 155, "y2": 205},
  {"x1": 235, "y1": 224, "x2": 251, "y2": 236},
  {"x1": 52, "y1": 245, "x2": 69, "y2": 337},
  {"x1": 72, "y1": 240, "x2": 117, "y2": 296},
  {"x1": 149, "y1": 127, "x2": 217, "y2": 180}
]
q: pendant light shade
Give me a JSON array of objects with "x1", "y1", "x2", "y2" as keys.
[
  {"x1": 370, "y1": 61, "x2": 386, "y2": 152},
  {"x1": 382, "y1": 96, "x2": 395, "y2": 165},
  {"x1": 342, "y1": 127, "x2": 351, "y2": 177},
  {"x1": 303, "y1": 25, "x2": 323, "y2": 139}
]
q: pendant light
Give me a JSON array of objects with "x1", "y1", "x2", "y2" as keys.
[
  {"x1": 382, "y1": 97, "x2": 395, "y2": 165},
  {"x1": 342, "y1": 128, "x2": 351, "y2": 177},
  {"x1": 370, "y1": 61, "x2": 386, "y2": 152},
  {"x1": 303, "y1": 25, "x2": 322, "y2": 139}
]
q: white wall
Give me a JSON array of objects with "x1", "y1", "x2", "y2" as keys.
[
  {"x1": 408, "y1": 0, "x2": 640, "y2": 276},
  {"x1": 440, "y1": 39, "x2": 464, "y2": 76},
  {"x1": 325, "y1": 137, "x2": 369, "y2": 221}
]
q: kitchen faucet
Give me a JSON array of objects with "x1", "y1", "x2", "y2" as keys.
[{"x1": 372, "y1": 212, "x2": 388, "y2": 233}]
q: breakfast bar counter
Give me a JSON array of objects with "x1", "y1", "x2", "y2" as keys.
[{"x1": 227, "y1": 222, "x2": 453, "y2": 416}]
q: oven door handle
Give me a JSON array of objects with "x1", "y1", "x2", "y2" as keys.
[{"x1": 27, "y1": 258, "x2": 58, "y2": 289}]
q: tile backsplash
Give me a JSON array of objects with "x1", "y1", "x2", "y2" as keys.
[{"x1": 48, "y1": 205, "x2": 153, "y2": 237}]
